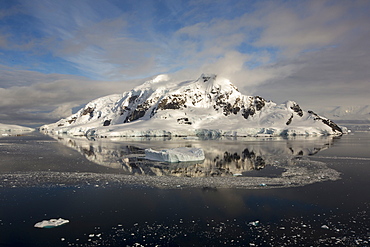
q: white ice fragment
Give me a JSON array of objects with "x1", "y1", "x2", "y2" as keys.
[
  {"x1": 233, "y1": 173, "x2": 243, "y2": 177},
  {"x1": 145, "y1": 147, "x2": 205, "y2": 162},
  {"x1": 248, "y1": 220, "x2": 259, "y2": 226},
  {"x1": 321, "y1": 225, "x2": 330, "y2": 229},
  {"x1": 34, "y1": 218, "x2": 69, "y2": 228}
]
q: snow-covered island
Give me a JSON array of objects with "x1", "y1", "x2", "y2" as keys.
[
  {"x1": 0, "y1": 123, "x2": 34, "y2": 136},
  {"x1": 41, "y1": 74, "x2": 345, "y2": 138}
]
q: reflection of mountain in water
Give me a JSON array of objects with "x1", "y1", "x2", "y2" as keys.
[{"x1": 52, "y1": 135, "x2": 339, "y2": 177}]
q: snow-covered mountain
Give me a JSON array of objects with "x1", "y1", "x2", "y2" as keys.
[
  {"x1": 318, "y1": 105, "x2": 370, "y2": 121},
  {"x1": 0, "y1": 123, "x2": 34, "y2": 136},
  {"x1": 41, "y1": 74, "x2": 344, "y2": 137}
]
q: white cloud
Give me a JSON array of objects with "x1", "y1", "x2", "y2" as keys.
[
  {"x1": 1, "y1": 0, "x2": 370, "y2": 125},
  {"x1": 252, "y1": 30, "x2": 370, "y2": 108},
  {"x1": 0, "y1": 66, "x2": 144, "y2": 125},
  {"x1": 172, "y1": 0, "x2": 370, "y2": 109}
]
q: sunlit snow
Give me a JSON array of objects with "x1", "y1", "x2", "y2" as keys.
[{"x1": 41, "y1": 74, "x2": 344, "y2": 137}]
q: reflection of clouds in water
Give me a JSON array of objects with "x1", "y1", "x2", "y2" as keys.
[{"x1": 51, "y1": 135, "x2": 339, "y2": 179}]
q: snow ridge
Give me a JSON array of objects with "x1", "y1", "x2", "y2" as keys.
[
  {"x1": 318, "y1": 105, "x2": 370, "y2": 121},
  {"x1": 41, "y1": 74, "x2": 344, "y2": 137}
]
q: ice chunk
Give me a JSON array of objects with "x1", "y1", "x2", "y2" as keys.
[
  {"x1": 248, "y1": 220, "x2": 260, "y2": 226},
  {"x1": 145, "y1": 147, "x2": 205, "y2": 162},
  {"x1": 321, "y1": 225, "x2": 330, "y2": 230},
  {"x1": 34, "y1": 218, "x2": 69, "y2": 228},
  {"x1": 233, "y1": 173, "x2": 243, "y2": 177}
]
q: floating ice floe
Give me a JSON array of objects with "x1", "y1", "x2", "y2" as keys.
[
  {"x1": 321, "y1": 225, "x2": 330, "y2": 230},
  {"x1": 248, "y1": 220, "x2": 260, "y2": 226},
  {"x1": 34, "y1": 218, "x2": 69, "y2": 228},
  {"x1": 233, "y1": 173, "x2": 243, "y2": 177},
  {"x1": 145, "y1": 147, "x2": 205, "y2": 163}
]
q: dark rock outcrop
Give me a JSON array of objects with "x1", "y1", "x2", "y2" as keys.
[
  {"x1": 308, "y1": 111, "x2": 342, "y2": 134},
  {"x1": 290, "y1": 103, "x2": 303, "y2": 117}
]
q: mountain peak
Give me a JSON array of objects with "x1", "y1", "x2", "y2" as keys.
[
  {"x1": 193, "y1": 73, "x2": 239, "y2": 95},
  {"x1": 198, "y1": 73, "x2": 217, "y2": 83}
]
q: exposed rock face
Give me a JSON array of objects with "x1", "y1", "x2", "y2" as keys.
[
  {"x1": 41, "y1": 74, "x2": 344, "y2": 137},
  {"x1": 177, "y1": 118, "x2": 192, "y2": 125},
  {"x1": 286, "y1": 114, "x2": 294, "y2": 126},
  {"x1": 103, "y1": 120, "x2": 111, "y2": 126},
  {"x1": 308, "y1": 111, "x2": 343, "y2": 133},
  {"x1": 82, "y1": 107, "x2": 94, "y2": 116},
  {"x1": 158, "y1": 95, "x2": 187, "y2": 110},
  {"x1": 290, "y1": 103, "x2": 303, "y2": 117}
]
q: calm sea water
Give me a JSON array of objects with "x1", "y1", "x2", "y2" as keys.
[{"x1": 0, "y1": 131, "x2": 369, "y2": 246}]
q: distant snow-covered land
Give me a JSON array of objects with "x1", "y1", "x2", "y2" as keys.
[
  {"x1": 0, "y1": 123, "x2": 34, "y2": 136},
  {"x1": 318, "y1": 105, "x2": 370, "y2": 121},
  {"x1": 41, "y1": 74, "x2": 344, "y2": 137},
  {"x1": 317, "y1": 106, "x2": 370, "y2": 132}
]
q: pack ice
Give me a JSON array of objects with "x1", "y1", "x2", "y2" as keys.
[{"x1": 145, "y1": 147, "x2": 205, "y2": 162}]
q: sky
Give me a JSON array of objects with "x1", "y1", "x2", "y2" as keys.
[{"x1": 0, "y1": 0, "x2": 369, "y2": 127}]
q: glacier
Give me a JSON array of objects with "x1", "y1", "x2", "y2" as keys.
[{"x1": 41, "y1": 74, "x2": 344, "y2": 138}]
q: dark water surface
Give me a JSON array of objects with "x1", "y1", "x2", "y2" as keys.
[{"x1": 0, "y1": 131, "x2": 369, "y2": 246}]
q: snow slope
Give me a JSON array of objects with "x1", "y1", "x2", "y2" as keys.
[{"x1": 41, "y1": 74, "x2": 344, "y2": 137}]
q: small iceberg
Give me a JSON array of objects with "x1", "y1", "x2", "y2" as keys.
[
  {"x1": 248, "y1": 220, "x2": 260, "y2": 226},
  {"x1": 34, "y1": 218, "x2": 69, "y2": 228},
  {"x1": 145, "y1": 147, "x2": 205, "y2": 163},
  {"x1": 233, "y1": 173, "x2": 243, "y2": 177},
  {"x1": 321, "y1": 225, "x2": 330, "y2": 230}
]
